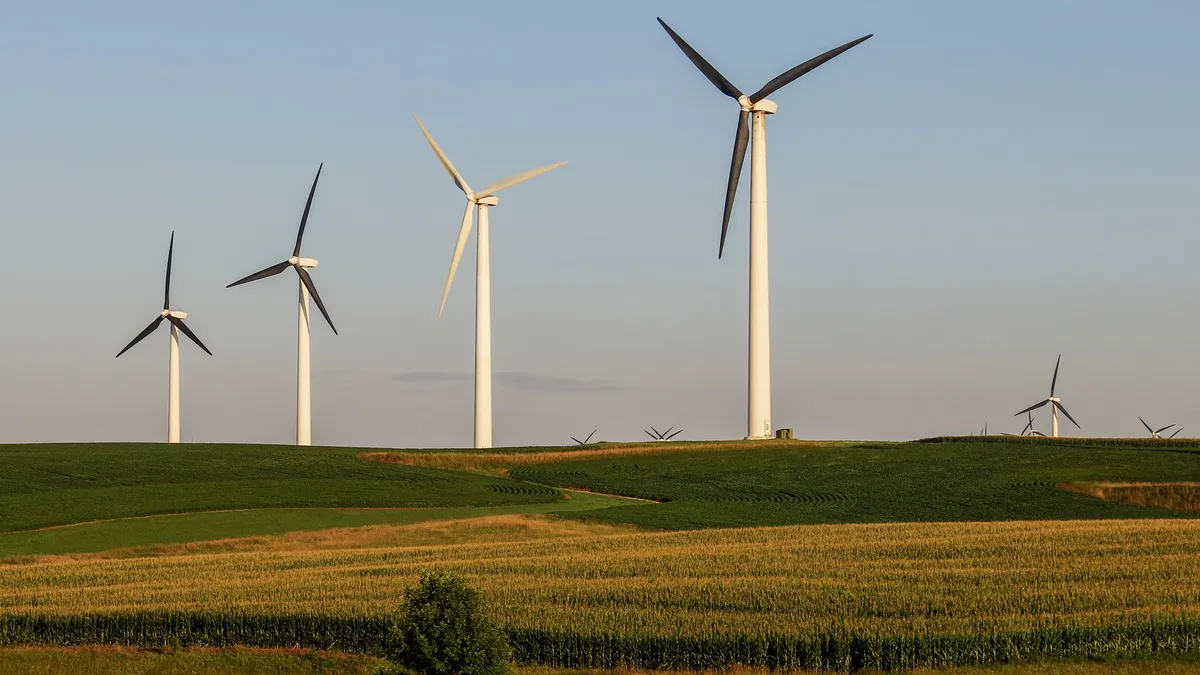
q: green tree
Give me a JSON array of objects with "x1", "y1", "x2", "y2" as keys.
[{"x1": 387, "y1": 571, "x2": 512, "y2": 675}]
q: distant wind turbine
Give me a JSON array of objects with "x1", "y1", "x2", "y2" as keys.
[
  {"x1": 116, "y1": 232, "x2": 212, "y2": 443},
  {"x1": 227, "y1": 164, "x2": 337, "y2": 446},
  {"x1": 414, "y1": 116, "x2": 566, "y2": 449},
  {"x1": 645, "y1": 426, "x2": 683, "y2": 441},
  {"x1": 1014, "y1": 355, "x2": 1079, "y2": 438},
  {"x1": 1023, "y1": 412, "x2": 1043, "y2": 437},
  {"x1": 570, "y1": 429, "x2": 597, "y2": 445},
  {"x1": 656, "y1": 17, "x2": 872, "y2": 440},
  {"x1": 1139, "y1": 417, "x2": 1176, "y2": 439}
]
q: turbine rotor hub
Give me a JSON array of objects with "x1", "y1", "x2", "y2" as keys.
[{"x1": 737, "y1": 95, "x2": 752, "y2": 111}]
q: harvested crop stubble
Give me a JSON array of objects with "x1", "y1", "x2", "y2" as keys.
[
  {"x1": 1063, "y1": 482, "x2": 1200, "y2": 512},
  {"x1": 3, "y1": 519, "x2": 1199, "y2": 639},
  {"x1": 358, "y1": 439, "x2": 833, "y2": 474}
]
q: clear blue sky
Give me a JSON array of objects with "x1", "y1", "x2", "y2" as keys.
[{"x1": 1, "y1": 1, "x2": 1198, "y2": 446}]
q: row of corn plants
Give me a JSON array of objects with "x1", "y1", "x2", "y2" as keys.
[{"x1": 1, "y1": 613, "x2": 1199, "y2": 671}]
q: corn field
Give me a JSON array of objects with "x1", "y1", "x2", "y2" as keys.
[{"x1": 3, "y1": 519, "x2": 1200, "y2": 670}]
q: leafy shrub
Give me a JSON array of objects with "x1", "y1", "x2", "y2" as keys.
[{"x1": 386, "y1": 571, "x2": 511, "y2": 675}]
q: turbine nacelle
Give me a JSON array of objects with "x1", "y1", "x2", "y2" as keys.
[
  {"x1": 474, "y1": 195, "x2": 499, "y2": 207},
  {"x1": 289, "y1": 257, "x2": 319, "y2": 269},
  {"x1": 740, "y1": 97, "x2": 777, "y2": 114},
  {"x1": 162, "y1": 310, "x2": 188, "y2": 319}
]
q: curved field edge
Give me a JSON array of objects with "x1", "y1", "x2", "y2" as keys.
[
  {"x1": 0, "y1": 443, "x2": 567, "y2": 532},
  {"x1": 1, "y1": 614, "x2": 1198, "y2": 672},
  {"x1": 0, "y1": 491, "x2": 637, "y2": 559}
]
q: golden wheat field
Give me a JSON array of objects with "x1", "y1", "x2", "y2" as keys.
[{"x1": 3, "y1": 516, "x2": 1199, "y2": 639}]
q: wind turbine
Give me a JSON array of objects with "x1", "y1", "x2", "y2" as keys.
[
  {"x1": 1014, "y1": 355, "x2": 1079, "y2": 438},
  {"x1": 570, "y1": 429, "x2": 597, "y2": 445},
  {"x1": 645, "y1": 426, "x2": 683, "y2": 441},
  {"x1": 1139, "y1": 417, "x2": 1176, "y2": 439},
  {"x1": 656, "y1": 18, "x2": 872, "y2": 440},
  {"x1": 227, "y1": 164, "x2": 337, "y2": 446},
  {"x1": 414, "y1": 116, "x2": 566, "y2": 449},
  {"x1": 1023, "y1": 413, "x2": 1041, "y2": 436},
  {"x1": 116, "y1": 231, "x2": 212, "y2": 443}
]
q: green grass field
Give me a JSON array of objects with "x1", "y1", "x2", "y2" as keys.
[
  {"x1": 512, "y1": 439, "x2": 1200, "y2": 528},
  {"x1": 0, "y1": 443, "x2": 563, "y2": 533}
]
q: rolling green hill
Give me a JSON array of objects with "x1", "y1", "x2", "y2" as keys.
[
  {"x1": 0, "y1": 443, "x2": 560, "y2": 533},
  {"x1": 511, "y1": 439, "x2": 1200, "y2": 529}
]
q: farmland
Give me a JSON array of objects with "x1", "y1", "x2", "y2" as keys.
[
  {"x1": 3, "y1": 517, "x2": 1200, "y2": 669},
  {"x1": 511, "y1": 438, "x2": 1200, "y2": 529},
  {"x1": 3, "y1": 438, "x2": 1200, "y2": 671}
]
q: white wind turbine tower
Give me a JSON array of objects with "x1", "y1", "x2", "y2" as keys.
[
  {"x1": 657, "y1": 18, "x2": 872, "y2": 440},
  {"x1": 227, "y1": 165, "x2": 338, "y2": 446},
  {"x1": 116, "y1": 231, "x2": 212, "y2": 443},
  {"x1": 414, "y1": 116, "x2": 566, "y2": 450},
  {"x1": 1014, "y1": 354, "x2": 1080, "y2": 438}
]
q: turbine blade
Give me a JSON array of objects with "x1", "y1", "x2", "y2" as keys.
[
  {"x1": 570, "y1": 436, "x2": 582, "y2": 445},
  {"x1": 227, "y1": 261, "x2": 292, "y2": 288},
  {"x1": 1050, "y1": 354, "x2": 1061, "y2": 396},
  {"x1": 644, "y1": 429, "x2": 656, "y2": 440},
  {"x1": 167, "y1": 316, "x2": 212, "y2": 356},
  {"x1": 1032, "y1": 431, "x2": 1046, "y2": 437},
  {"x1": 116, "y1": 316, "x2": 165, "y2": 358},
  {"x1": 1139, "y1": 416, "x2": 1153, "y2": 434},
  {"x1": 719, "y1": 109, "x2": 749, "y2": 259},
  {"x1": 296, "y1": 267, "x2": 337, "y2": 335},
  {"x1": 1014, "y1": 400, "x2": 1049, "y2": 417},
  {"x1": 1170, "y1": 428, "x2": 1184, "y2": 438},
  {"x1": 293, "y1": 163, "x2": 323, "y2": 257},
  {"x1": 656, "y1": 18, "x2": 743, "y2": 100},
  {"x1": 475, "y1": 161, "x2": 567, "y2": 198},
  {"x1": 749, "y1": 34, "x2": 874, "y2": 103},
  {"x1": 164, "y1": 231, "x2": 174, "y2": 310},
  {"x1": 650, "y1": 426, "x2": 662, "y2": 438},
  {"x1": 584, "y1": 429, "x2": 596, "y2": 444},
  {"x1": 666, "y1": 429, "x2": 683, "y2": 439},
  {"x1": 663, "y1": 426, "x2": 675, "y2": 437},
  {"x1": 414, "y1": 116, "x2": 472, "y2": 196},
  {"x1": 1157, "y1": 424, "x2": 1176, "y2": 434},
  {"x1": 438, "y1": 202, "x2": 475, "y2": 316},
  {"x1": 1054, "y1": 401, "x2": 1080, "y2": 428}
]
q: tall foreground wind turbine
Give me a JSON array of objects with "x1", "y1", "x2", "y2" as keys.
[
  {"x1": 415, "y1": 116, "x2": 566, "y2": 449},
  {"x1": 657, "y1": 18, "x2": 872, "y2": 439},
  {"x1": 116, "y1": 232, "x2": 212, "y2": 443},
  {"x1": 1014, "y1": 355, "x2": 1080, "y2": 438},
  {"x1": 227, "y1": 165, "x2": 338, "y2": 446}
]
